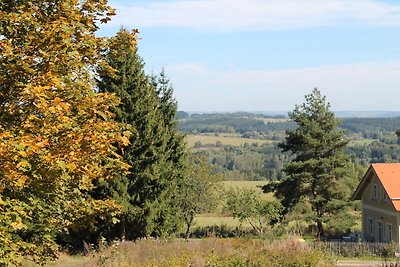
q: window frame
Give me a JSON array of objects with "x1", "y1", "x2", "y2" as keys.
[
  {"x1": 371, "y1": 183, "x2": 378, "y2": 200},
  {"x1": 368, "y1": 217, "x2": 374, "y2": 238},
  {"x1": 386, "y1": 223, "x2": 392, "y2": 242}
]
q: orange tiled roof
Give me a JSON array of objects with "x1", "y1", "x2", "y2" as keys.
[{"x1": 371, "y1": 163, "x2": 400, "y2": 211}]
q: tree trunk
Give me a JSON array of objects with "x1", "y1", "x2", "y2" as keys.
[
  {"x1": 316, "y1": 220, "x2": 324, "y2": 240},
  {"x1": 185, "y1": 214, "x2": 194, "y2": 239},
  {"x1": 120, "y1": 216, "x2": 126, "y2": 241}
]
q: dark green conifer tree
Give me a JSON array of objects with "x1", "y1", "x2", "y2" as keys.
[
  {"x1": 96, "y1": 28, "x2": 186, "y2": 239},
  {"x1": 264, "y1": 88, "x2": 356, "y2": 238}
]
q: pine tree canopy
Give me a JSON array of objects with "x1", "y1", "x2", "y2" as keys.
[{"x1": 265, "y1": 88, "x2": 355, "y2": 238}]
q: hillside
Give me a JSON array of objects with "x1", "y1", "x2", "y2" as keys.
[{"x1": 180, "y1": 112, "x2": 400, "y2": 181}]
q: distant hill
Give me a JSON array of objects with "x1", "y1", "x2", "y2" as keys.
[
  {"x1": 333, "y1": 111, "x2": 400, "y2": 118},
  {"x1": 182, "y1": 111, "x2": 400, "y2": 118}
]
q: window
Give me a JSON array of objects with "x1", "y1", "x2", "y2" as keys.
[
  {"x1": 372, "y1": 184, "x2": 378, "y2": 199},
  {"x1": 376, "y1": 221, "x2": 383, "y2": 242},
  {"x1": 387, "y1": 223, "x2": 392, "y2": 242},
  {"x1": 383, "y1": 192, "x2": 388, "y2": 202},
  {"x1": 368, "y1": 218, "x2": 374, "y2": 237}
]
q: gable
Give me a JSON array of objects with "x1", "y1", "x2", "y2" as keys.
[
  {"x1": 352, "y1": 163, "x2": 400, "y2": 211},
  {"x1": 372, "y1": 163, "x2": 400, "y2": 211}
]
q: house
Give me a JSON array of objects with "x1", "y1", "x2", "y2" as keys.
[{"x1": 352, "y1": 163, "x2": 400, "y2": 243}]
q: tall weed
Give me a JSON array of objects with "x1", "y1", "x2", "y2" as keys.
[{"x1": 85, "y1": 238, "x2": 334, "y2": 267}]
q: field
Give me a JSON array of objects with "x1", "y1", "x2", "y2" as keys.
[
  {"x1": 194, "y1": 215, "x2": 251, "y2": 228},
  {"x1": 195, "y1": 181, "x2": 275, "y2": 228},
  {"x1": 42, "y1": 238, "x2": 335, "y2": 267},
  {"x1": 348, "y1": 138, "x2": 375, "y2": 146},
  {"x1": 186, "y1": 134, "x2": 272, "y2": 147},
  {"x1": 223, "y1": 180, "x2": 275, "y2": 200},
  {"x1": 254, "y1": 117, "x2": 289, "y2": 123},
  {"x1": 223, "y1": 180, "x2": 265, "y2": 192}
]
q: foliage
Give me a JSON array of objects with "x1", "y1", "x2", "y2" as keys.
[
  {"x1": 96, "y1": 28, "x2": 187, "y2": 240},
  {"x1": 150, "y1": 69, "x2": 189, "y2": 237},
  {"x1": 0, "y1": 0, "x2": 128, "y2": 264},
  {"x1": 178, "y1": 154, "x2": 222, "y2": 238},
  {"x1": 348, "y1": 140, "x2": 400, "y2": 165},
  {"x1": 197, "y1": 143, "x2": 289, "y2": 181},
  {"x1": 226, "y1": 188, "x2": 283, "y2": 235},
  {"x1": 265, "y1": 88, "x2": 356, "y2": 238},
  {"x1": 341, "y1": 117, "x2": 400, "y2": 138}
]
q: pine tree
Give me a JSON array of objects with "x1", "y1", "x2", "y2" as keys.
[
  {"x1": 265, "y1": 88, "x2": 354, "y2": 238},
  {"x1": 97, "y1": 28, "x2": 186, "y2": 239}
]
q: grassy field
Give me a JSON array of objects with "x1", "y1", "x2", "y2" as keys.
[
  {"x1": 255, "y1": 117, "x2": 289, "y2": 123},
  {"x1": 186, "y1": 134, "x2": 271, "y2": 147},
  {"x1": 223, "y1": 180, "x2": 275, "y2": 200},
  {"x1": 348, "y1": 138, "x2": 375, "y2": 146},
  {"x1": 194, "y1": 181, "x2": 275, "y2": 228},
  {"x1": 223, "y1": 180, "x2": 266, "y2": 192},
  {"x1": 194, "y1": 215, "x2": 251, "y2": 228}
]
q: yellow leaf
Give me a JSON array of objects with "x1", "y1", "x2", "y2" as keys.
[
  {"x1": 16, "y1": 160, "x2": 30, "y2": 169},
  {"x1": 11, "y1": 221, "x2": 25, "y2": 230},
  {"x1": 120, "y1": 136, "x2": 130, "y2": 146},
  {"x1": 14, "y1": 175, "x2": 28, "y2": 188}
]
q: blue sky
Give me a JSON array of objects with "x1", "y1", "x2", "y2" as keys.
[{"x1": 98, "y1": 0, "x2": 400, "y2": 112}]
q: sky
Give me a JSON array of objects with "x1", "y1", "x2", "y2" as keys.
[{"x1": 98, "y1": 0, "x2": 400, "y2": 112}]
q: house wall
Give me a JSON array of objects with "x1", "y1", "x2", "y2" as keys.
[{"x1": 361, "y1": 174, "x2": 398, "y2": 243}]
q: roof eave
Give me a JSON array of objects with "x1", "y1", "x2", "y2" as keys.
[{"x1": 351, "y1": 165, "x2": 373, "y2": 201}]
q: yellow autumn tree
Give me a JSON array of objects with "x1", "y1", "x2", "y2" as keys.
[{"x1": 0, "y1": 0, "x2": 130, "y2": 265}]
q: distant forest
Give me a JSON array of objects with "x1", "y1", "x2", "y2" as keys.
[
  {"x1": 178, "y1": 112, "x2": 400, "y2": 181},
  {"x1": 178, "y1": 111, "x2": 400, "y2": 138}
]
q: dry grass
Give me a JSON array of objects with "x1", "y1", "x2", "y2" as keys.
[
  {"x1": 194, "y1": 215, "x2": 251, "y2": 228},
  {"x1": 222, "y1": 180, "x2": 275, "y2": 201},
  {"x1": 49, "y1": 238, "x2": 334, "y2": 267},
  {"x1": 186, "y1": 134, "x2": 271, "y2": 147},
  {"x1": 45, "y1": 254, "x2": 89, "y2": 267},
  {"x1": 254, "y1": 117, "x2": 289, "y2": 123}
]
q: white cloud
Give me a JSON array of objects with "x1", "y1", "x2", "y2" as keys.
[
  {"x1": 169, "y1": 61, "x2": 400, "y2": 111},
  {"x1": 107, "y1": 0, "x2": 400, "y2": 31}
]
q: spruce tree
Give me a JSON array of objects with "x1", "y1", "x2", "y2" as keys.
[
  {"x1": 97, "y1": 28, "x2": 186, "y2": 239},
  {"x1": 265, "y1": 88, "x2": 355, "y2": 238}
]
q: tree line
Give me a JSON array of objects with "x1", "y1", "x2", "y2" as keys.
[{"x1": 179, "y1": 112, "x2": 400, "y2": 140}]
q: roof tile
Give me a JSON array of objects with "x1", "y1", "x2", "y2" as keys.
[{"x1": 371, "y1": 163, "x2": 400, "y2": 211}]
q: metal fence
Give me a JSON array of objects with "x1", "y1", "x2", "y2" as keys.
[{"x1": 310, "y1": 241, "x2": 397, "y2": 257}]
